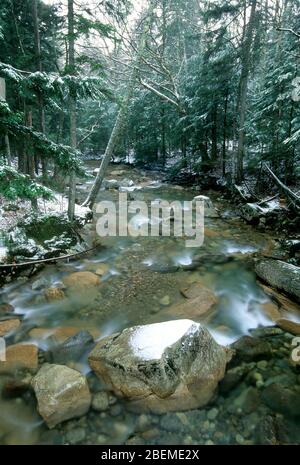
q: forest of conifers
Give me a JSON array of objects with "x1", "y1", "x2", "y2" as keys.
[{"x1": 0, "y1": 0, "x2": 299, "y2": 217}]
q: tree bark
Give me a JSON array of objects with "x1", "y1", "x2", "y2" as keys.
[
  {"x1": 82, "y1": 1, "x2": 156, "y2": 209},
  {"x1": 211, "y1": 105, "x2": 218, "y2": 162},
  {"x1": 67, "y1": 0, "x2": 77, "y2": 221},
  {"x1": 222, "y1": 90, "x2": 228, "y2": 176},
  {"x1": 32, "y1": 0, "x2": 47, "y2": 177},
  {"x1": 235, "y1": 0, "x2": 257, "y2": 183},
  {"x1": 255, "y1": 259, "x2": 300, "y2": 303},
  {"x1": 4, "y1": 134, "x2": 11, "y2": 166}
]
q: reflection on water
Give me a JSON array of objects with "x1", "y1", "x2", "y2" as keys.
[{"x1": 0, "y1": 398, "x2": 43, "y2": 445}]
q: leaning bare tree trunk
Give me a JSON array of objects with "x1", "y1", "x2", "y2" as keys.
[
  {"x1": 82, "y1": 1, "x2": 156, "y2": 209},
  {"x1": 264, "y1": 163, "x2": 300, "y2": 208},
  {"x1": 235, "y1": 0, "x2": 257, "y2": 183},
  {"x1": 67, "y1": 0, "x2": 77, "y2": 221}
]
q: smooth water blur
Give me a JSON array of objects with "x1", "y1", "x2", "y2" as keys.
[{"x1": 0, "y1": 162, "x2": 287, "y2": 444}]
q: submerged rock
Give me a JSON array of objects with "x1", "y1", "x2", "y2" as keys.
[
  {"x1": 45, "y1": 330, "x2": 94, "y2": 364},
  {"x1": 88, "y1": 319, "x2": 232, "y2": 414},
  {"x1": 231, "y1": 336, "x2": 272, "y2": 364},
  {"x1": 91, "y1": 391, "x2": 110, "y2": 412},
  {"x1": 0, "y1": 303, "x2": 15, "y2": 315},
  {"x1": 62, "y1": 271, "x2": 101, "y2": 292},
  {"x1": 0, "y1": 319, "x2": 21, "y2": 337},
  {"x1": 262, "y1": 383, "x2": 300, "y2": 418},
  {"x1": 44, "y1": 287, "x2": 65, "y2": 302},
  {"x1": 0, "y1": 343, "x2": 38, "y2": 373},
  {"x1": 31, "y1": 364, "x2": 91, "y2": 428},
  {"x1": 180, "y1": 282, "x2": 217, "y2": 301},
  {"x1": 162, "y1": 284, "x2": 217, "y2": 321}
]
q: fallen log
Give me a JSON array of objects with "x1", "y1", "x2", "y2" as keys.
[{"x1": 255, "y1": 258, "x2": 300, "y2": 303}]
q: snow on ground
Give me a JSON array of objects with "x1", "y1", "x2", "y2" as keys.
[{"x1": 0, "y1": 193, "x2": 90, "y2": 234}]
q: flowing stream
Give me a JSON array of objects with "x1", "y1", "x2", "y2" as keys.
[{"x1": 0, "y1": 162, "x2": 299, "y2": 445}]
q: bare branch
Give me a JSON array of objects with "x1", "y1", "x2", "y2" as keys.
[
  {"x1": 277, "y1": 28, "x2": 300, "y2": 39},
  {"x1": 78, "y1": 123, "x2": 100, "y2": 146},
  {"x1": 140, "y1": 79, "x2": 182, "y2": 110}
]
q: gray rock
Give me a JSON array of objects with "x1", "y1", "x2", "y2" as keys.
[
  {"x1": 220, "y1": 365, "x2": 251, "y2": 393},
  {"x1": 193, "y1": 196, "x2": 219, "y2": 218},
  {"x1": 92, "y1": 392, "x2": 109, "y2": 412},
  {"x1": 103, "y1": 179, "x2": 120, "y2": 190},
  {"x1": 262, "y1": 383, "x2": 300, "y2": 417},
  {"x1": 45, "y1": 330, "x2": 94, "y2": 364},
  {"x1": 65, "y1": 427, "x2": 86, "y2": 444},
  {"x1": 256, "y1": 415, "x2": 278, "y2": 445},
  {"x1": 231, "y1": 387, "x2": 261, "y2": 414},
  {"x1": 31, "y1": 364, "x2": 91, "y2": 428},
  {"x1": 231, "y1": 336, "x2": 272, "y2": 363},
  {"x1": 88, "y1": 319, "x2": 232, "y2": 414},
  {"x1": 207, "y1": 407, "x2": 218, "y2": 421}
]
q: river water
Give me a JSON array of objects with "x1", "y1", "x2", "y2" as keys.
[{"x1": 0, "y1": 162, "x2": 299, "y2": 445}]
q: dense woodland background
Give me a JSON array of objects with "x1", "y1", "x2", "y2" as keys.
[{"x1": 0, "y1": 0, "x2": 299, "y2": 218}]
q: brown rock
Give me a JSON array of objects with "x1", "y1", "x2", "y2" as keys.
[
  {"x1": 62, "y1": 271, "x2": 101, "y2": 291},
  {"x1": 162, "y1": 297, "x2": 216, "y2": 321},
  {"x1": 29, "y1": 327, "x2": 80, "y2": 343},
  {"x1": 276, "y1": 319, "x2": 300, "y2": 335},
  {"x1": 205, "y1": 228, "x2": 219, "y2": 238},
  {"x1": 95, "y1": 264, "x2": 109, "y2": 276},
  {"x1": 44, "y1": 288, "x2": 65, "y2": 302},
  {"x1": 161, "y1": 283, "x2": 217, "y2": 320},
  {"x1": 260, "y1": 302, "x2": 281, "y2": 322},
  {"x1": 0, "y1": 344, "x2": 38, "y2": 373},
  {"x1": 260, "y1": 284, "x2": 300, "y2": 314},
  {"x1": 0, "y1": 319, "x2": 21, "y2": 337},
  {"x1": 29, "y1": 326, "x2": 100, "y2": 344},
  {"x1": 0, "y1": 303, "x2": 14, "y2": 314},
  {"x1": 180, "y1": 282, "x2": 217, "y2": 301},
  {"x1": 29, "y1": 325, "x2": 100, "y2": 344}
]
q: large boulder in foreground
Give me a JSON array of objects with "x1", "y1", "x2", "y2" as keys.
[
  {"x1": 88, "y1": 319, "x2": 232, "y2": 414},
  {"x1": 255, "y1": 259, "x2": 300, "y2": 303},
  {"x1": 31, "y1": 364, "x2": 91, "y2": 428}
]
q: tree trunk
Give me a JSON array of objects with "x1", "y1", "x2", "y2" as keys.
[
  {"x1": 82, "y1": 1, "x2": 156, "y2": 209},
  {"x1": 235, "y1": 0, "x2": 257, "y2": 183},
  {"x1": 222, "y1": 90, "x2": 228, "y2": 176},
  {"x1": 5, "y1": 134, "x2": 11, "y2": 166},
  {"x1": 211, "y1": 105, "x2": 218, "y2": 162},
  {"x1": 33, "y1": 0, "x2": 47, "y2": 177},
  {"x1": 26, "y1": 109, "x2": 35, "y2": 178},
  {"x1": 67, "y1": 0, "x2": 77, "y2": 221}
]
